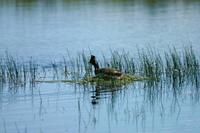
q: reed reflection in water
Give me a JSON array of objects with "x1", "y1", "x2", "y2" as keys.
[
  {"x1": 76, "y1": 78, "x2": 200, "y2": 133},
  {"x1": 0, "y1": 72, "x2": 200, "y2": 133}
]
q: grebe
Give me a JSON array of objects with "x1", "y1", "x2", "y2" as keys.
[{"x1": 89, "y1": 55, "x2": 123, "y2": 79}]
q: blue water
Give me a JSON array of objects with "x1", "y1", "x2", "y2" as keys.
[
  {"x1": 1, "y1": 82, "x2": 200, "y2": 133},
  {"x1": 0, "y1": 0, "x2": 200, "y2": 133},
  {"x1": 0, "y1": 0, "x2": 200, "y2": 60}
]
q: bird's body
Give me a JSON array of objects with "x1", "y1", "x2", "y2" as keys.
[
  {"x1": 89, "y1": 55, "x2": 123, "y2": 79},
  {"x1": 95, "y1": 68, "x2": 122, "y2": 76}
]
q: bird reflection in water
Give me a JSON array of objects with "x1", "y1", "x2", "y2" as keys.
[{"x1": 90, "y1": 81, "x2": 125, "y2": 105}]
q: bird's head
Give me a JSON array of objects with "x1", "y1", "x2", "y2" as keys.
[{"x1": 89, "y1": 55, "x2": 96, "y2": 65}]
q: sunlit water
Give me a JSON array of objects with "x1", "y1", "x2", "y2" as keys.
[{"x1": 0, "y1": 0, "x2": 200, "y2": 133}]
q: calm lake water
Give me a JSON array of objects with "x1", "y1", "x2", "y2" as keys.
[{"x1": 0, "y1": 0, "x2": 200, "y2": 133}]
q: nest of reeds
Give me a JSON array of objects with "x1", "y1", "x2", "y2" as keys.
[
  {"x1": 85, "y1": 74, "x2": 152, "y2": 87},
  {"x1": 35, "y1": 74, "x2": 150, "y2": 87}
]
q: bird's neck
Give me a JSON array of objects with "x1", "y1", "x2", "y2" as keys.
[
  {"x1": 93, "y1": 62, "x2": 99, "y2": 75},
  {"x1": 94, "y1": 63, "x2": 99, "y2": 70}
]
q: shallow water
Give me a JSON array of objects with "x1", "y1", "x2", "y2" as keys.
[
  {"x1": 1, "y1": 81, "x2": 200, "y2": 133},
  {"x1": 0, "y1": 0, "x2": 200, "y2": 133}
]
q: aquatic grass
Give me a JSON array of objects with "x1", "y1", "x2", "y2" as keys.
[
  {"x1": 109, "y1": 50, "x2": 137, "y2": 75},
  {"x1": 183, "y1": 46, "x2": 199, "y2": 75},
  {"x1": 170, "y1": 48, "x2": 183, "y2": 79},
  {"x1": 61, "y1": 52, "x2": 93, "y2": 80},
  {"x1": 137, "y1": 48, "x2": 164, "y2": 80},
  {"x1": 81, "y1": 52, "x2": 93, "y2": 77},
  {"x1": 50, "y1": 60, "x2": 59, "y2": 79},
  {"x1": 0, "y1": 46, "x2": 199, "y2": 88},
  {"x1": 164, "y1": 48, "x2": 183, "y2": 86},
  {"x1": 139, "y1": 50, "x2": 155, "y2": 77},
  {"x1": 123, "y1": 53, "x2": 136, "y2": 75},
  {"x1": 154, "y1": 53, "x2": 164, "y2": 79},
  {"x1": 0, "y1": 58, "x2": 6, "y2": 83},
  {"x1": 65, "y1": 50, "x2": 77, "y2": 80},
  {"x1": 4, "y1": 53, "x2": 21, "y2": 85},
  {"x1": 182, "y1": 47, "x2": 200, "y2": 87},
  {"x1": 29, "y1": 58, "x2": 38, "y2": 84},
  {"x1": 0, "y1": 53, "x2": 27, "y2": 86},
  {"x1": 76, "y1": 53, "x2": 84, "y2": 78},
  {"x1": 62, "y1": 56, "x2": 70, "y2": 79},
  {"x1": 110, "y1": 50, "x2": 123, "y2": 71},
  {"x1": 163, "y1": 47, "x2": 200, "y2": 88},
  {"x1": 0, "y1": 53, "x2": 40, "y2": 86}
]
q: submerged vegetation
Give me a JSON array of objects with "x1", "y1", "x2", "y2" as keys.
[{"x1": 0, "y1": 47, "x2": 199, "y2": 88}]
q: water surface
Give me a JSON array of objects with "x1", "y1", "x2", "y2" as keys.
[
  {"x1": 0, "y1": 0, "x2": 200, "y2": 133},
  {"x1": 0, "y1": 0, "x2": 200, "y2": 60}
]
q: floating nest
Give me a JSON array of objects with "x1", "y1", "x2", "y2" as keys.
[
  {"x1": 35, "y1": 74, "x2": 151, "y2": 86},
  {"x1": 83, "y1": 74, "x2": 149, "y2": 86}
]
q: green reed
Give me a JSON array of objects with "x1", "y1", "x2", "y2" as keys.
[
  {"x1": 62, "y1": 56, "x2": 68, "y2": 78},
  {"x1": 0, "y1": 46, "x2": 199, "y2": 88},
  {"x1": 82, "y1": 52, "x2": 92, "y2": 77},
  {"x1": 109, "y1": 50, "x2": 136, "y2": 75},
  {"x1": 51, "y1": 60, "x2": 59, "y2": 79},
  {"x1": 0, "y1": 53, "x2": 39, "y2": 86},
  {"x1": 183, "y1": 46, "x2": 199, "y2": 75},
  {"x1": 0, "y1": 58, "x2": 6, "y2": 83}
]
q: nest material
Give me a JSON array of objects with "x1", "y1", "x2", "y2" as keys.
[
  {"x1": 82, "y1": 74, "x2": 149, "y2": 84},
  {"x1": 35, "y1": 74, "x2": 150, "y2": 85}
]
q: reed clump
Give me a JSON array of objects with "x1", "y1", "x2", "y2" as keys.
[
  {"x1": 0, "y1": 46, "x2": 199, "y2": 88},
  {"x1": 0, "y1": 53, "x2": 39, "y2": 87}
]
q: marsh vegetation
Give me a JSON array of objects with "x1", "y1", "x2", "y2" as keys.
[
  {"x1": 1, "y1": 47, "x2": 199, "y2": 132},
  {"x1": 0, "y1": 47, "x2": 199, "y2": 89}
]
